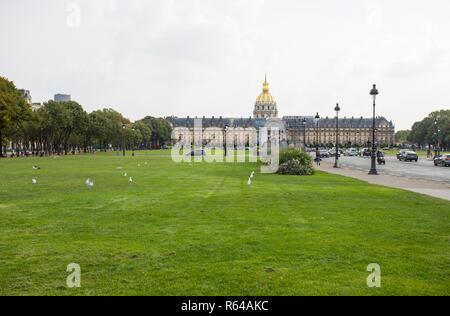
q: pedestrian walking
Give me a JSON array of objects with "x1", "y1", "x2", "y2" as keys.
[{"x1": 315, "y1": 149, "x2": 321, "y2": 166}]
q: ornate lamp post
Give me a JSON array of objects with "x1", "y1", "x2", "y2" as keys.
[
  {"x1": 40, "y1": 127, "x2": 45, "y2": 156},
  {"x1": 356, "y1": 130, "x2": 360, "y2": 151},
  {"x1": 315, "y1": 112, "x2": 320, "y2": 152},
  {"x1": 122, "y1": 123, "x2": 126, "y2": 157},
  {"x1": 434, "y1": 116, "x2": 441, "y2": 157},
  {"x1": 302, "y1": 117, "x2": 307, "y2": 149},
  {"x1": 132, "y1": 125, "x2": 136, "y2": 157},
  {"x1": 369, "y1": 84, "x2": 379, "y2": 175},
  {"x1": 224, "y1": 124, "x2": 229, "y2": 157},
  {"x1": 334, "y1": 103, "x2": 340, "y2": 168}
]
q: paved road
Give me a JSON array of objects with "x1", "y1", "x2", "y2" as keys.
[{"x1": 320, "y1": 155, "x2": 450, "y2": 184}]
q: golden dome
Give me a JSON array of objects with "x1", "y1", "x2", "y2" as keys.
[{"x1": 255, "y1": 74, "x2": 276, "y2": 104}]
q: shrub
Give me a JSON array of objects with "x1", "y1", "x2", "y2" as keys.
[{"x1": 278, "y1": 148, "x2": 314, "y2": 175}]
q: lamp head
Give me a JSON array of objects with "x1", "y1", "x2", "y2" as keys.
[
  {"x1": 370, "y1": 84, "x2": 379, "y2": 100},
  {"x1": 335, "y1": 103, "x2": 340, "y2": 113}
]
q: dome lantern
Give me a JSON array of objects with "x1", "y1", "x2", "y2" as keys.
[{"x1": 253, "y1": 74, "x2": 278, "y2": 119}]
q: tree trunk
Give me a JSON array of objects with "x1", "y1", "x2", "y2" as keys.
[{"x1": 0, "y1": 129, "x2": 3, "y2": 157}]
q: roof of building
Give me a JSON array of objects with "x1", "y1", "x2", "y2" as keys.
[
  {"x1": 282, "y1": 116, "x2": 394, "y2": 128},
  {"x1": 166, "y1": 116, "x2": 267, "y2": 128},
  {"x1": 166, "y1": 116, "x2": 394, "y2": 129}
]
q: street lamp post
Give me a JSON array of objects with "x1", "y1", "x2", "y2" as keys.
[
  {"x1": 122, "y1": 123, "x2": 126, "y2": 157},
  {"x1": 315, "y1": 113, "x2": 320, "y2": 153},
  {"x1": 40, "y1": 127, "x2": 44, "y2": 156},
  {"x1": 434, "y1": 116, "x2": 441, "y2": 157},
  {"x1": 369, "y1": 84, "x2": 379, "y2": 175},
  {"x1": 334, "y1": 103, "x2": 340, "y2": 168},
  {"x1": 224, "y1": 124, "x2": 229, "y2": 157},
  {"x1": 302, "y1": 117, "x2": 307, "y2": 150},
  {"x1": 132, "y1": 125, "x2": 136, "y2": 157},
  {"x1": 356, "y1": 131, "x2": 360, "y2": 151}
]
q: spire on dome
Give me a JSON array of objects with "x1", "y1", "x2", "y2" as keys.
[{"x1": 263, "y1": 73, "x2": 269, "y2": 93}]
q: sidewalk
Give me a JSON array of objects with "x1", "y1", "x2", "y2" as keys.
[{"x1": 317, "y1": 161, "x2": 450, "y2": 201}]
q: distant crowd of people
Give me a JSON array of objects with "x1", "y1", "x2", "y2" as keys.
[
  {"x1": 3, "y1": 149, "x2": 98, "y2": 158},
  {"x1": 426, "y1": 149, "x2": 441, "y2": 159},
  {"x1": 8, "y1": 151, "x2": 46, "y2": 158}
]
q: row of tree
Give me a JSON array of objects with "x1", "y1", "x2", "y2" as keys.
[
  {"x1": 0, "y1": 77, "x2": 172, "y2": 156},
  {"x1": 395, "y1": 110, "x2": 449, "y2": 150}
]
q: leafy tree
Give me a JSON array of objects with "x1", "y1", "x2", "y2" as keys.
[
  {"x1": 40, "y1": 101, "x2": 70, "y2": 154},
  {"x1": 139, "y1": 116, "x2": 172, "y2": 148},
  {"x1": 395, "y1": 130, "x2": 411, "y2": 144},
  {"x1": 0, "y1": 76, "x2": 171, "y2": 155},
  {"x1": 133, "y1": 121, "x2": 151, "y2": 148},
  {"x1": 0, "y1": 77, "x2": 31, "y2": 156},
  {"x1": 89, "y1": 109, "x2": 129, "y2": 151},
  {"x1": 408, "y1": 110, "x2": 449, "y2": 150}
]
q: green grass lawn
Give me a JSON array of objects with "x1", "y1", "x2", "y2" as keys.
[
  {"x1": 0, "y1": 154, "x2": 449, "y2": 296},
  {"x1": 383, "y1": 150, "x2": 430, "y2": 157}
]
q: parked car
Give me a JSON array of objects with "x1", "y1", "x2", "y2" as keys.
[
  {"x1": 328, "y1": 150, "x2": 340, "y2": 157},
  {"x1": 361, "y1": 148, "x2": 372, "y2": 157},
  {"x1": 400, "y1": 151, "x2": 418, "y2": 162},
  {"x1": 344, "y1": 149, "x2": 359, "y2": 157},
  {"x1": 434, "y1": 154, "x2": 450, "y2": 167},
  {"x1": 187, "y1": 149, "x2": 206, "y2": 156},
  {"x1": 319, "y1": 150, "x2": 330, "y2": 158}
]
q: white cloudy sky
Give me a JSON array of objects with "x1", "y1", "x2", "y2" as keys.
[{"x1": 1, "y1": 0, "x2": 449, "y2": 130}]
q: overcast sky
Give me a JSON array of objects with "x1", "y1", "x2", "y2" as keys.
[{"x1": 1, "y1": 0, "x2": 449, "y2": 130}]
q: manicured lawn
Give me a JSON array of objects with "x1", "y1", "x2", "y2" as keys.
[
  {"x1": 383, "y1": 150, "x2": 429, "y2": 157},
  {"x1": 0, "y1": 154, "x2": 449, "y2": 296}
]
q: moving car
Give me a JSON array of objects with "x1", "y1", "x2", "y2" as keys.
[
  {"x1": 433, "y1": 155, "x2": 442, "y2": 166},
  {"x1": 434, "y1": 154, "x2": 450, "y2": 167},
  {"x1": 442, "y1": 154, "x2": 450, "y2": 167},
  {"x1": 396, "y1": 149, "x2": 408, "y2": 160},
  {"x1": 400, "y1": 151, "x2": 418, "y2": 162}
]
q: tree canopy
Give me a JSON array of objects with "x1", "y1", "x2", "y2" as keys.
[
  {"x1": 395, "y1": 130, "x2": 411, "y2": 144},
  {"x1": 0, "y1": 77, "x2": 31, "y2": 153},
  {"x1": 407, "y1": 110, "x2": 449, "y2": 150},
  {"x1": 0, "y1": 77, "x2": 172, "y2": 156}
]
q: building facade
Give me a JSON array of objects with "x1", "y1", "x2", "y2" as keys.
[
  {"x1": 54, "y1": 94, "x2": 71, "y2": 102},
  {"x1": 18, "y1": 89, "x2": 32, "y2": 104},
  {"x1": 18, "y1": 89, "x2": 43, "y2": 111},
  {"x1": 166, "y1": 76, "x2": 395, "y2": 147}
]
